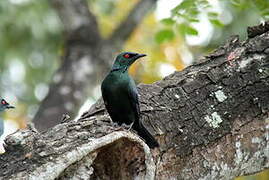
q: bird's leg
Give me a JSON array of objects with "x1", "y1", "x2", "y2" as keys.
[
  {"x1": 122, "y1": 123, "x2": 128, "y2": 129},
  {"x1": 128, "y1": 122, "x2": 134, "y2": 131},
  {"x1": 111, "y1": 122, "x2": 126, "y2": 131},
  {"x1": 122, "y1": 122, "x2": 134, "y2": 131}
]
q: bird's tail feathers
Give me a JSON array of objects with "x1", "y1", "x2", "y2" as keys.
[{"x1": 135, "y1": 123, "x2": 159, "y2": 149}]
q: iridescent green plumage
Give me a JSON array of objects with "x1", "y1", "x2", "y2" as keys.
[{"x1": 101, "y1": 52, "x2": 159, "y2": 148}]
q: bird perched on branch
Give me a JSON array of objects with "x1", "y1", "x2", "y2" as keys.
[
  {"x1": 0, "y1": 99, "x2": 15, "y2": 137},
  {"x1": 101, "y1": 52, "x2": 159, "y2": 148}
]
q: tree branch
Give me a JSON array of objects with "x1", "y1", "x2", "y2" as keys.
[
  {"x1": 108, "y1": 0, "x2": 157, "y2": 49},
  {"x1": 1, "y1": 22, "x2": 269, "y2": 179},
  {"x1": 50, "y1": 0, "x2": 101, "y2": 44}
]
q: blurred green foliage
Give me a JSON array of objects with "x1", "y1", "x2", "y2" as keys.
[
  {"x1": 155, "y1": 29, "x2": 175, "y2": 43},
  {"x1": 155, "y1": 0, "x2": 269, "y2": 46},
  {"x1": 0, "y1": 0, "x2": 62, "y2": 122}
]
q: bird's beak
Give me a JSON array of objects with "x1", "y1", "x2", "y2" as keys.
[
  {"x1": 7, "y1": 105, "x2": 15, "y2": 109},
  {"x1": 134, "y1": 53, "x2": 147, "y2": 61}
]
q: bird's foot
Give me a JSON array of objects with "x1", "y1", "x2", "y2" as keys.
[
  {"x1": 122, "y1": 122, "x2": 134, "y2": 131},
  {"x1": 111, "y1": 122, "x2": 125, "y2": 131},
  {"x1": 111, "y1": 122, "x2": 119, "y2": 128}
]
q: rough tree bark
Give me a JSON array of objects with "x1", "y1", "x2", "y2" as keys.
[
  {"x1": 33, "y1": 0, "x2": 157, "y2": 131},
  {"x1": 1, "y1": 22, "x2": 269, "y2": 180}
]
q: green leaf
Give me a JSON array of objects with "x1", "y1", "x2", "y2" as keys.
[
  {"x1": 208, "y1": 12, "x2": 218, "y2": 18},
  {"x1": 161, "y1": 18, "x2": 175, "y2": 26},
  {"x1": 177, "y1": 24, "x2": 198, "y2": 36},
  {"x1": 210, "y1": 19, "x2": 224, "y2": 27},
  {"x1": 177, "y1": 0, "x2": 194, "y2": 9},
  {"x1": 155, "y1": 29, "x2": 175, "y2": 43},
  {"x1": 231, "y1": 0, "x2": 241, "y2": 6},
  {"x1": 199, "y1": 0, "x2": 210, "y2": 8},
  {"x1": 185, "y1": 25, "x2": 198, "y2": 35},
  {"x1": 188, "y1": 18, "x2": 200, "y2": 22},
  {"x1": 261, "y1": 9, "x2": 269, "y2": 17},
  {"x1": 189, "y1": 7, "x2": 199, "y2": 17},
  {"x1": 172, "y1": 0, "x2": 194, "y2": 15}
]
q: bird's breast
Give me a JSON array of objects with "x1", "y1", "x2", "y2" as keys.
[
  {"x1": 102, "y1": 73, "x2": 131, "y2": 105},
  {"x1": 103, "y1": 73, "x2": 129, "y2": 91},
  {"x1": 101, "y1": 72, "x2": 137, "y2": 125}
]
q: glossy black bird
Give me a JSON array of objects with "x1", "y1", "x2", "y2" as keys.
[
  {"x1": 0, "y1": 99, "x2": 15, "y2": 137},
  {"x1": 101, "y1": 52, "x2": 159, "y2": 148}
]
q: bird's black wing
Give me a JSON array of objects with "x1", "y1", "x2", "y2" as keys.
[
  {"x1": 127, "y1": 81, "x2": 141, "y2": 126},
  {"x1": 127, "y1": 81, "x2": 159, "y2": 148}
]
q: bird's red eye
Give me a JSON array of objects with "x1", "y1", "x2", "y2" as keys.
[
  {"x1": 124, "y1": 54, "x2": 130, "y2": 58},
  {"x1": 1, "y1": 100, "x2": 7, "y2": 105}
]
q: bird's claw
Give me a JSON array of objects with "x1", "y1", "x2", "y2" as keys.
[
  {"x1": 112, "y1": 122, "x2": 119, "y2": 127},
  {"x1": 122, "y1": 122, "x2": 134, "y2": 131},
  {"x1": 110, "y1": 122, "x2": 124, "y2": 131}
]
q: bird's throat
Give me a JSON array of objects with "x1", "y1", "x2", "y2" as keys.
[{"x1": 111, "y1": 66, "x2": 128, "y2": 73}]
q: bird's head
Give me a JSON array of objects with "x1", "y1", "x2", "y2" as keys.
[
  {"x1": 111, "y1": 52, "x2": 146, "y2": 71},
  {"x1": 0, "y1": 99, "x2": 15, "y2": 112}
]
